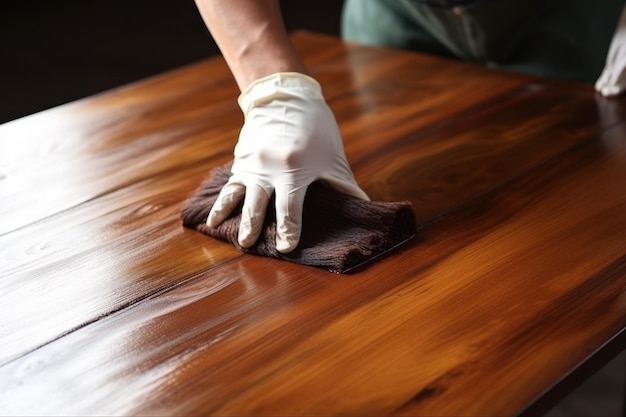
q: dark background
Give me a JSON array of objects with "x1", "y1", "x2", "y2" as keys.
[{"x1": 0, "y1": 0, "x2": 345, "y2": 124}]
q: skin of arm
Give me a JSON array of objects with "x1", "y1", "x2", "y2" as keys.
[{"x1": 194, "y1": 0, "x2": 307, "y2": 90}]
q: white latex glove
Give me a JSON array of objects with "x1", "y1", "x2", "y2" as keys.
[
  {"x1": 207, "y1": 72, "x2": 369, "y2": 253},
  {"x1": 595, "y1": 4, "x2": 626, "y2": 97}
]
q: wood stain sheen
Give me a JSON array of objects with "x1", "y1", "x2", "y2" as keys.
[{"x1": 0, "y1": 32, "x2": 625, "y2": 416}]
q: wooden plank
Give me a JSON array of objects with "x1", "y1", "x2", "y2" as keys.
[
  {"x1": 1, "y1": 120, "x2": 624, "y2": 416},
  {"x1": 0, "y1": 62, "x2": 240, "y2": 235},
  {"x1": 1, "y1": 72, "x2": 618, "y2": 365},
  {"x1": 0, "y1": 33, "x2": 534, "y2": 236},
  {"x1": 352, "y1": 82, "x2": 623, "y2": 220},
  {"x1": 0, "y1": 156, "x2": 241, "y2": 365}
]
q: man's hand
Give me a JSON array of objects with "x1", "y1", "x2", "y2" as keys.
[
  {"x1": 207, "y1": 72, "x2": 368, "y2": 253},
  {"x1": 194, "y1": 1, "x2": 367, "y2": 252},
  {"x1": 596, "y1": 3, "x2": 626, "y2": 97}
]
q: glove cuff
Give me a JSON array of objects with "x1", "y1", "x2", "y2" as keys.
[{"x1": 238, "y1": 72, "x2": 323, "y2": 116}]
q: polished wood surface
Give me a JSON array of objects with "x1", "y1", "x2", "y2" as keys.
[{"x1": 1, "y1": 32, "x2": 625, "y2": 416}]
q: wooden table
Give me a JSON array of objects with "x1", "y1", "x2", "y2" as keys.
[{"x1": 1, "y1": 32, "x2": 625, "y2": 416}]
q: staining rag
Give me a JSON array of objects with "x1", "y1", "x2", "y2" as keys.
[{"x1": 181, "y1": 162, "x2": 417, "y2": 273}]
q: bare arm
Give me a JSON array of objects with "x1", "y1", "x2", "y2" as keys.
[{"x1": 194, "y1": 0, "x2": 307, "y2": 90}]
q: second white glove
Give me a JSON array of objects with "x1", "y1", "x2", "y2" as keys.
[
  {"x1": 207, "y1": 72, "x2": 369, "y2": 253},
  {"x1": 595, "y1": 4, "x2": 626, "y2": 97}
]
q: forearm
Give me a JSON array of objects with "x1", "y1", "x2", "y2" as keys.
[{"x1": 194, "y1": 0, "x2": 307, "y2": 90}]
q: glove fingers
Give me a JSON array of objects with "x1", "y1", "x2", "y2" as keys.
[
  {"x1": 602, "y1": 68, "x2": 626, "y2": 97},
  {"x1": 238, "y1": 184, "x2": 271, "y2": 248},
  {"x1": 207, "y1": 180, "x2": 246, "y2": 228},
  {"x1": 274, "y1": 185, "x2": 308, "y2": 253}
]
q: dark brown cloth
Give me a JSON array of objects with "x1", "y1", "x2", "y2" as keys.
[{"x1": 181, "y1": 163, "x2": 417, "y2": 273}]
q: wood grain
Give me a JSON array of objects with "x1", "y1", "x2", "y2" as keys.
[
  {"x1": 0, "y1": 36, "x2": 555, "y2": 362},
  {"x1": 1, "y1": 78, "x2": 616, "y2": 364},
  {"x1": 0, "y1": 32, "x2": 625, "y2": 416},
  {"x1": 0, "y1": 34, "x2": 531, "y2": 236},
  {"x1": 0, "y1": 157, "x2": 241, "y2": 364},
  {"x1": 2, "y1": 122, "x2": 625, "y2": 416}
]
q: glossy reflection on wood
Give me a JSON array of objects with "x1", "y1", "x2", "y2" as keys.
[{"x1": 0, "y1": 32, "x2": 625, "y2": 416}]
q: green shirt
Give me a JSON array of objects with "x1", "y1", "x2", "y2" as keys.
[{"x1": 342, "y1": 0, "x2": 625, "y2": 81}]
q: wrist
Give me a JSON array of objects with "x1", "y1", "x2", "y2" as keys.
[
  {"x1": 227, "y1": 23, "x2": 308, "y2": 90},
  {"x1": 234, "y1": 55, "x2": 308, "y2": 91},
  {"x1": 238, "y1": 72, "x2": 323, "y2": 116}
]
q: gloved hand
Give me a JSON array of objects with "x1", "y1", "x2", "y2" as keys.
[
  {"x1": 595, "y1": 4, "x2": 626, "y2": 97},
  {"x1": 207, "y1": 72, "x2": 369, "y2": 253}
]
